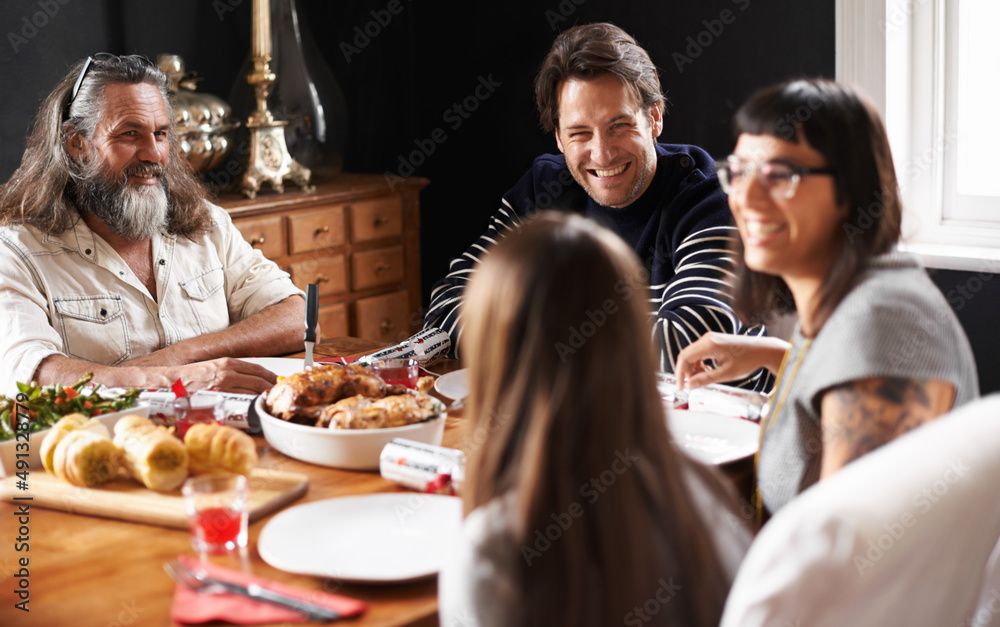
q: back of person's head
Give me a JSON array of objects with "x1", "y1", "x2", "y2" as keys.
[
  {"x1": 535, "y1": 22, "x2": 665, "y2": 134},
  {"x1": 0, "y1": 54, "x2": 209, "y2": 236},
  {"x1": 729, "y1": 78, "x2": 902, "y2": 329},
  {"x1": 461, "y1": 212, "x2": 734, "y2": 627}
]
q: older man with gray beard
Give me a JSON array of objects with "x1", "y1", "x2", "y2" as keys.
[{"x1": 0, "y1": 54, "x2": 305, "y2": 395}]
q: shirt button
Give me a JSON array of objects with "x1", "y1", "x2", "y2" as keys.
[
  {"x1": 158, "y1": 259, "x2": 166, "y2": 265},
  {"x1": 85, "y1": 248, "x2": 92, "y2": 255}
]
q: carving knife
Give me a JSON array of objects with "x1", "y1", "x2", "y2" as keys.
[{"x1": 304, "y1": 283, "x2": 318, "y2": 368}]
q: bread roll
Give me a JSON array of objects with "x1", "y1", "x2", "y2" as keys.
[
  {"x1": 184, "y1": 423, "x2": 258, "y2": 476},
  {"x1": 40, "y1": 428, "x2": 70, "y2": 474},
  {"x1": 51, "y1": 430, "x2": 121, "y2": 487},
  {"x1": 113, "y1": 415, "x2": 188, "y2": 491},
  {"x1": 39, "y1": 413, "x2": 112, "y2": 474}
]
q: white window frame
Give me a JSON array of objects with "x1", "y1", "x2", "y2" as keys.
[{"x1": 837, "y1": 0, "x2": 1000, "y2": 272}]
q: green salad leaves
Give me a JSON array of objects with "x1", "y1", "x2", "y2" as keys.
[{"x1": 0, "y1": 373, "x2": 141, "y2": 441}]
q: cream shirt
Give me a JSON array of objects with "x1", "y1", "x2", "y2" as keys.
[{"x1": 0, "y1": 202, "x2": 303, "y2": 394}]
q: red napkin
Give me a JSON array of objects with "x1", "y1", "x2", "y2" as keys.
[
  {"x1": 170, "y1": 555, "x2": 366, "y2": 624},
  {"x1": 172, "y1": 378, "x2": 189, "y2": 398}
]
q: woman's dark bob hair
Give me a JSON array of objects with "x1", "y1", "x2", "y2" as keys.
[{"x1": 729, "y1": 78, "x2": 902, "y2": 333}]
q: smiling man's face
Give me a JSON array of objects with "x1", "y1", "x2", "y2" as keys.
[
  {"x1": 554, "y1": 73, "x2": 663, "y2": 208},
  {"x1": 68, "y1": 82, "x2": 172, "y2": 240}
]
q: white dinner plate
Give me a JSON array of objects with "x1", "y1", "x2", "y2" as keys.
[
  {"x1": 667, "y1": 410, "x2": 760, "y2": 465},
  {"x1": 236, "y1": 357, "x2": 307, "y2": 378},
  {"x1": 258, "y1": 493, "x2": 462, "y2": 582},
  {"x1": 434, "y1": 368, "x2": 469, "y2": 400}
]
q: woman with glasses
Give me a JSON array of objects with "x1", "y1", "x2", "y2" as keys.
[
  {"x1": 439, "y1": 212, "x2": 751, "y2": 627},
  {"x1": 675, "y1": 79, "x2": 978, "y2": 519}
]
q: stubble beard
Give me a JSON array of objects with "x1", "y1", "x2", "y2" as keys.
[
  {"x1": 570, "y1": 149, "x2": 656, "y2": 209},
  {"x1": 73, "y1": 160, "x2": 170, "y2": 241}
]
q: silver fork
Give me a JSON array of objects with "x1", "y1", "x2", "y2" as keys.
[{"x1": 163, "y1": 559, "x2": 341, "y2": 622}]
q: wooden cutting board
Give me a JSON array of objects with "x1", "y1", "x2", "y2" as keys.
[{"x1": 0, "y1": 468, "x2": 309, "y2": 529}]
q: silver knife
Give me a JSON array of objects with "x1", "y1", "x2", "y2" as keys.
[
  {"x1": 164, "y1": 560, "x2": 341, "y2": 621},
  {"x1": 304, "y1": 283, "x2": 318, "y2": 368}
]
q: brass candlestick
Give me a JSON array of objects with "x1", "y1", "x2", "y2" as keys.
[{"x1": 240, "y1": 0, "x2": 314, "y2": 199}]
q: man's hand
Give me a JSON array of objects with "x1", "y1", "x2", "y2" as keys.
[
  {"x1": 123, "y1": 295, "x2": 306, "y2": 367},
  {"x1": 31, "y1": 296, "x2": 305, "y2": 395},
  {"x1": 675, "y1": 332, "x2": 789, "y2": 390},
  {"x1": 172, "y1": 357, "x2": 279, "y2": 394},
  {"x1": 34, "y1": 355, "x2": 280, "y2": 395}
]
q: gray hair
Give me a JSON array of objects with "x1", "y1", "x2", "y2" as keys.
[
  {"x1": 65, "y1": 55, "x2": 172, "y2": 144},
  {"x1": 0, "y1": 54, "x2": 211, "y2": 237}
]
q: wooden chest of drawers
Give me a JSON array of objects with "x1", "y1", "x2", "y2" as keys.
[{"x1": 217, "y1": 174, "x2": 428, "y2": 345}]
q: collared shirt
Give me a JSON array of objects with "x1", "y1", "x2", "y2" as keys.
[{"x1": 0, "y1": 201, "x2": 303, "y2": 394}]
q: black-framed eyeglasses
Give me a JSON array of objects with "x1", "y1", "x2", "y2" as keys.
[
  {"x1": 715, "y1": 155, "x2": 836, "y2": 199},
  {"x1": 65, "y1": 53, "x2": 156, "y2": 119}
]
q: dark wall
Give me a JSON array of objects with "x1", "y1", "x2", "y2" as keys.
[
  {"x1": 0, "y1": 0, "x2": 836, "y2": 287},
  {"x1": 929, "y1": 269, "x2": 1000, "y2": 396},
  {"x1": 1, "y1": 0, "x2": 997, "y2": 394},
  {"x1": 406, "y1": 0, "x2": 838, "y2": 303}
]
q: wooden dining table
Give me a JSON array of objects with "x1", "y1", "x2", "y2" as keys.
[
  {"x1": 0, "y1": 337, "x2": 464, "y2": 627},
  {"x1": 0, "y1": 336, "x2": 756, "y2": 627}
]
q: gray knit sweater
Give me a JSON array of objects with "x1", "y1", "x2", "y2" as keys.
[{"x1": 757, "y1": 251, "x2": 979, "y2": 514}]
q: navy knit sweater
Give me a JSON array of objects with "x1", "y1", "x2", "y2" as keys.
[{"x1": 424, "y1": 143, "x2": 772, "y2": 391}]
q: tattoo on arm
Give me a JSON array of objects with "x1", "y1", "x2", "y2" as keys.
[{"x1": 820, "y1": 377, "x2": 950, "y2": 476}]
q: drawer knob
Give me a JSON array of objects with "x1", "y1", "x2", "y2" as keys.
[
  {"x1": 314, "y1": 225, "x2": 330, "y2": 236},
  {"x1": 373, "y1": 215, "x2": 389, "y2": 227},
  {"x1": 316, "y1": 275, "x2": 331, "y2": 283},
  {"x1": 375, "y1": 262, "x2": 391, "y2": 274},
  {"x1": 380, "y1": 319, "x2": 395, "y2": 335},
  {"x1": 250, "y1": 236, "x2": 265, "y2": 247}
]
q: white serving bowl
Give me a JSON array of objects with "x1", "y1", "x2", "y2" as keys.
[
  {"x1": 0, "y1": 404, "x2": 150, "y2": 477},
  {"x1": 256, "y1": 395, "x2": 446, "y2": 471}
]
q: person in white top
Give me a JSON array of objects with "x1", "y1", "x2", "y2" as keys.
[
  {"x1": 438, "y1": 212, "x2": 751, "y2": 627},
  {"x1": 0, "y1": 54, "x2": 304, "y2": 395}
]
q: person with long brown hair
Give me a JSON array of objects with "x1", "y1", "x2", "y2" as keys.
[
  {"x1": 438, "y1": 212, "x2": 750, "y2": 627},
  {"x1": 0, "y1": 54, "x2": 304, "y2": 395},
  {"x1": 675, "y1": 79, "x2": 978, "y2": 517}
]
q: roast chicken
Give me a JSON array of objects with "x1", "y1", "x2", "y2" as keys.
[
  {"x1": 265, "y1": 363, "x2": 438, "y2": 428},
  {"x1": 319, "y1": 393, "x2": 441, "y2": 429},
  {"x1": 265, "y1": 363, "x2": 407, "y2": 423}
]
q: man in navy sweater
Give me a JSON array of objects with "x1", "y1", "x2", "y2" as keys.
[{"x1": 423, "y1": 22, "x2": 770, "y2": 390}]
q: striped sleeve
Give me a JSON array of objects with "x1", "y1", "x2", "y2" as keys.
[
  {"x1": 422, "y1": 201, "x2": 523, "y2": 359},
  {"x1": 653, "y1": 225, "x2": 774, "y2": 392}
]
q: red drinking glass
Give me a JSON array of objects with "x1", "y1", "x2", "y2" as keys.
[{"x1": 372, "y1": 358, "x2": 420, "y2": 389}]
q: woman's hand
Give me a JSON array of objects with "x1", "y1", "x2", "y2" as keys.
[{"x1": 675, "y1": 332, "x2": 790, "y2": 390}]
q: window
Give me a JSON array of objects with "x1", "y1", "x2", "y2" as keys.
[
  {"x1": 949, "y1": 0, "x2": 1000, "y2": 217},
  {"x1": 839, "y1": 0, "x2": 1000, "y2": 271}
]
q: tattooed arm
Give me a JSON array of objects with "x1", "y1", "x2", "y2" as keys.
[{"x1": 818, "y1": 377, "x2": 956, "y2": 478}]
